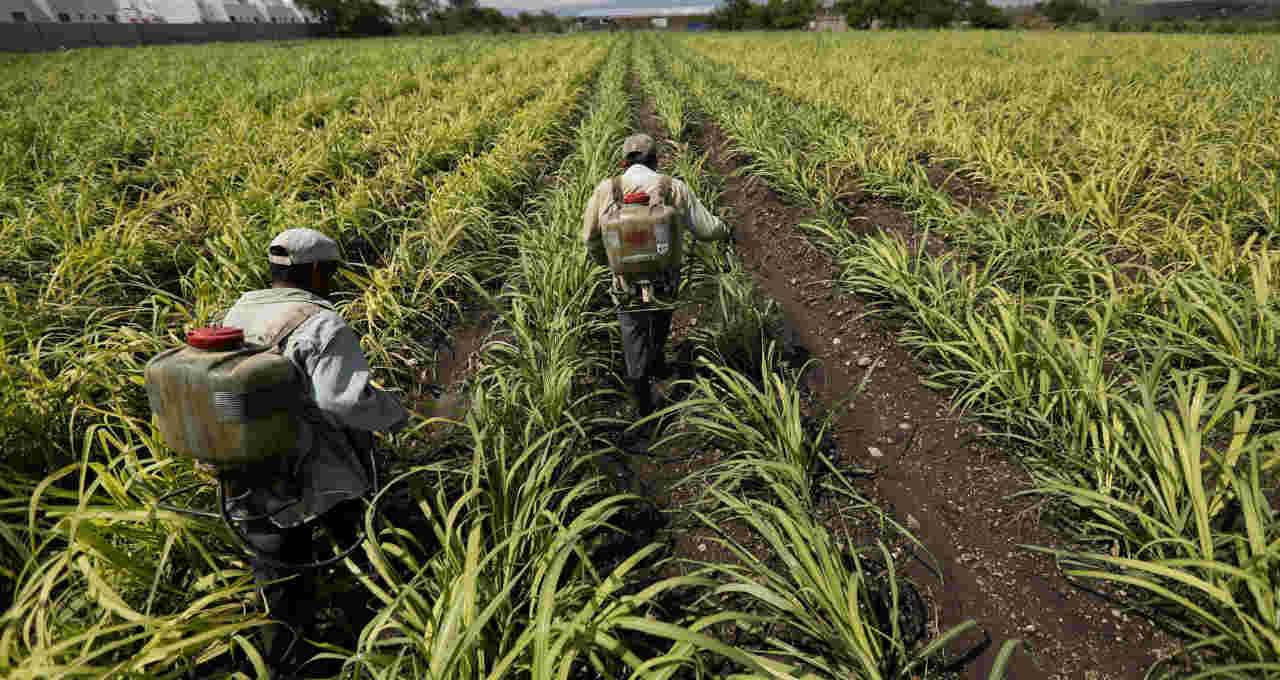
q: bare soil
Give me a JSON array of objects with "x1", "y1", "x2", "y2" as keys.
[
  {"x1": 421, "y1": 314, "x2": 493, "y2": 419},
  {"x1": 626, "y1": 94, "x2": 1176, "y2": 679},
  {"x1": 924, "y1": 162, "x2": 1001, "y2": 215}
]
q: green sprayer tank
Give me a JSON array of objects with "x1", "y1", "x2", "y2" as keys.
[
  {"x1": 144, "y1": 327, "x2": 301, "y2": 467},
  {"x1": 601, "y1": 177, "x2": 678, "y2": 280}
]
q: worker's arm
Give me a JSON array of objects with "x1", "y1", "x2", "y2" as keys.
[
  {"x1": 300, "y1": 315, "x2": 410, "y2": 433},
  {"x1": 676, "y1": 180, "x2": 730, "y2": 242},
  {"x1": 582, "y1": 182, "x2": 610, "y2": 266}
]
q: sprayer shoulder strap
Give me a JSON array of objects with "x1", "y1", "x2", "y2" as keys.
[
  {"x1": 657, "y1": 175, "x2": 673, "y2": 207},
  {"x1": 610, "y1": 176, "x2": 624, "y2": 208},
  {"x1": 264, "y1": 304, "x2": 326, "y2": 353}
]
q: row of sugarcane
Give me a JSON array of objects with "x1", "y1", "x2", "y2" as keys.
[
  {"x1": 0, "y1": 34, "x2": 613, "y2": 677},
  {"x1": 678, "y1": 31, "x2": 1280, "y2": 265},
  {"x1": 654, "y1": 31, "x2": 1280, "y2": 679},
  {"x1": 0, "y1": 36, "x2": 600, "y2": 478}
]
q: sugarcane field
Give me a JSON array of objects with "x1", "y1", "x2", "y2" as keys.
[{"x1": 2, "y1": 28, "x2": 1280, "y2": 680}]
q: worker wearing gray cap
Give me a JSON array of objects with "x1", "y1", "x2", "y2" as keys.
[
  {"x1": 582, "y1": 134, "x2": 730, "y2": 427},
  {"x1": 218, "y1": 228, "x2": 409, "y2": 678}
]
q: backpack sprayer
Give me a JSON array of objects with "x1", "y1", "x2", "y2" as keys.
[
  {"x1": 145, "y1": 325, "x2": 372, "y2": 570},
  {"x1": 601, "y1": 173, "x2": 740, "y2": 313},
  {"x1": 602, "y1": 175, "x2": 682, "y2": 311}
]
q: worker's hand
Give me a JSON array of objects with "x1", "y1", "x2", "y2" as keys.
[{"x1": 194, "y1": 461, "x2": 219, "y2": 478}]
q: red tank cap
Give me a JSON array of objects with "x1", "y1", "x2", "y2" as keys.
[{"x1": 187, "y1": 327, "x2": 245, "y2": 351}]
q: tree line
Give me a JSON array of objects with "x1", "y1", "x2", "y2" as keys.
[
  {"x1": 707, "y1": 0, "x2": 1113, "y2": 30},
  {"x1": 295, "y1": 0, "x2": 568, "y2": 36},
  {"x1": 291, "y1": 0, "x2": 1275, "y2": 37}
]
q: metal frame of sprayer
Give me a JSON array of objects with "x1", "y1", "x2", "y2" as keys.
[{"x1": 154, "y1": 442, "x2": 379, "y2": 571}]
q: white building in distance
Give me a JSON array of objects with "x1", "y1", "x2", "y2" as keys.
[
  {"x1": 2, "y1": 0, "x2": 54, "y2": 21},
  {"x1": 0, "y1": 0, "x2": 310, "y2": 22}
]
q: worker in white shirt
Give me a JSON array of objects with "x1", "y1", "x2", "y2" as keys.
[
  {"x1": 582, "y1": 134, "x2": 731, "y2": 426},
  {"x1": 218, "y1": 228, "x2": 409, "y2": 679}
]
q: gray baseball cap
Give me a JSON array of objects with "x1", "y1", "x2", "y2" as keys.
[
  {"x1": 268, "y1": 228, "x2": 341, "y2": 266},
  {"x1": 622, "y1": 134, "x2": 655, "y2": 157}
]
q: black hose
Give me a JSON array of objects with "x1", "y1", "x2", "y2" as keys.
[
  {"x1": 217, "y1": 477, "x2": 368, "y2": 571},
  {"x1": 938, "y1": 630, "x2": 993, "y2": 674},
  {"x1": 153, "y1": 480, "x2": 351, "y2": 567},
  {"x1": 218, "y1": 442, "x2": 380, "y2": 571},
  {"x1": 154, "y1": 482, "x2": 222, "y2": 519},
  {"x1": 154, "y1": 443, "x2": 380, "y2": 571}
]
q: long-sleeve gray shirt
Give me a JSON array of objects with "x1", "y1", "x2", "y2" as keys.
[{"x1": 221, "y1": 287, "x2": 408, "y2": 527}]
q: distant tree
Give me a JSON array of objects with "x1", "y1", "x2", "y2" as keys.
[
  {"x1": 711, "y1": 0, "x2": 819, "y2": 29},
  {"x1": 479, "y1": 7, "x2": 510, "y2": 31},
  {"x1": 710, "y1": 0, "x2": 760, "y2": 29},
  {"x1": 844, "y1": 0, "x2": 874, "y2": 27},
  {"x1": 396, "y1": 0, "x2": 435, "y2": 24},
  {"x1": 966, "y1": 0, "x2": 1010, "y2": 27},
  {"x1": 774, "y1": 0, "x2": 816, "y2": 28},
  {"x1": 920, "y1": 0, "x2": 960, "y2": 26},
  {"x1": 296, "y1": 0, "x2": 392, "y2": 34},
  {"x1": 847, "y1": 0, "x2": 963, "y2": 27},
  {"x1": 1037, "y1": 0, "x2": 1098, "y2": 24},
  {"x1": 757, "y1": 0, "x2": 782, "y2": 26},
  {"x1": 417, "y1": 0, "x2": 511, "y2": 33},
  {"x1": 536, "y1": 10, "x2": 564, "y2": 32}
]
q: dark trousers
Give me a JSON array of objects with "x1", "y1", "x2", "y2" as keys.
[
  {"x1": 617, "y1": 306, "x2": 674, "y2": 420},
  {"x1": 240, "y1": 500, "x2": 363, "y2": 674},
  {"x1": 617, "y1": 307, "x2": 674, "y2": 381}
]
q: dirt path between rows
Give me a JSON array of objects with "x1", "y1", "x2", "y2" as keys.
[
  {"x1": 412, "y1": 310, "x2": 498, "y2": 423},
  {"x1": 629, "y1": 92, "x2": 1175, "y2": 678}
]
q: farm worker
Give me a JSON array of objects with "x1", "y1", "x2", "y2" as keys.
[
  {"x1": 582, "y1": 134, "x2": 730, "y2": 423},
  {"x1": 217, "y1": 228, "x2": 409, "y2": 678}
]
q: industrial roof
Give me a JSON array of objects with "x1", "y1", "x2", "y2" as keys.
[
  {"x1": 43, "y1": 0, "x2": 119, "y2": 18},
  {"x1": 6, "y1": 0, "x2": 55, "y2": 20}
]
